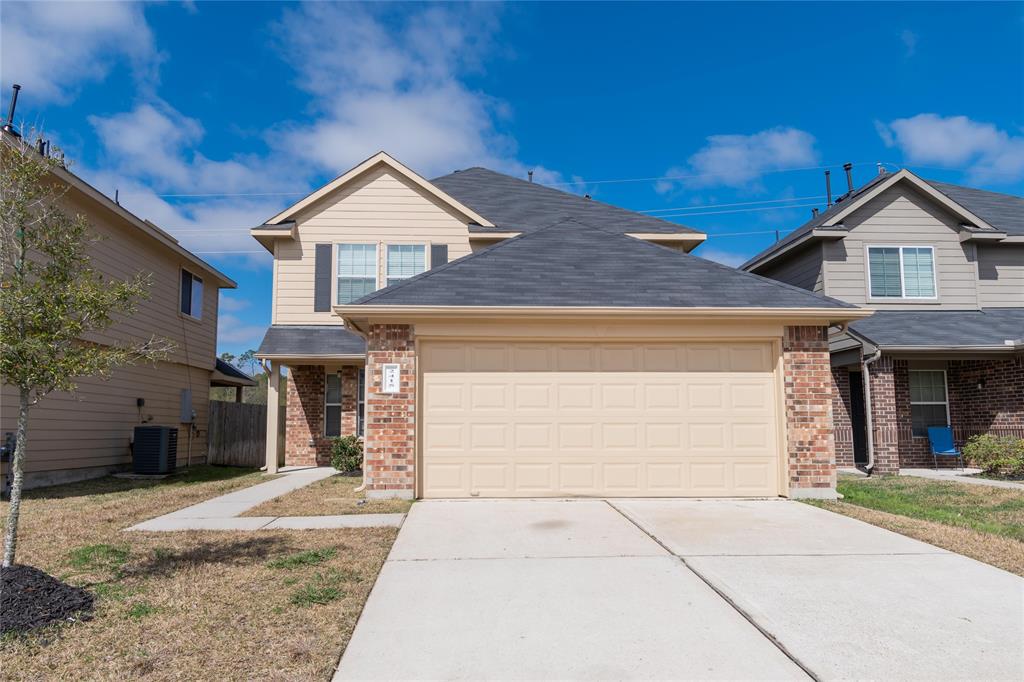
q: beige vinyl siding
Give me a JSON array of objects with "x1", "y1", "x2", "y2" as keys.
[
  {"x1": 65, "y1": 190, "x2": 218, "y2": 370},
  {"x1": 822, "y1": 184, "x2": 980, "y2": 309},
  {"x1": 757, "y1": 243, "x2": 824, "y2": 293},
  {"x1": 1, "y1": 361, "x2": 211, "y2": 478},
  {"x1": 977, "y1": 244, "x2": 1024, "y2": 308},
  {"x1": 274, "y1": 166, "x2": 474, "y2": 325}
]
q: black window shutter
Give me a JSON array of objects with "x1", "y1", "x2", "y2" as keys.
[
  {"x1": 314, "y1": 243, "x2": 332, "y2": 312},
  {"x1": 430, "y1": 244, "x2": 448, "y2": 269},
  {"x1": 180, "y1": 270, "x2": 192, "y2": 314}
]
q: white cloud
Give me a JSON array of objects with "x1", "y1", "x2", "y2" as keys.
[
  {"x1": 219, "y1": 295, "x2": 251, "y2": 313},
  {"x1": 271, "y1": 3, "x2": 554, "y2": 180},
  {"x1": 900, "y1": 30, "x2": 918, "y2": 57},
  {"x1": 693, "y1": 247, "x2": 749, "y2": 268},
  {"x1": 877, "y1": 114, "x2": 1024, "y2": 183},
  {"x1": 0, "y1": 2, "x2": 157, "y2": 104},
  {"x1": 217, "y1": 313, "x2": 268, "y2": 348},
  {"x1": 656, "y1": 127, "x2": 818, "y2": 193}
]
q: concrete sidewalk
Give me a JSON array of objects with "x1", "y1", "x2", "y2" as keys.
[
  {"x1": 900, "y1": 467, "x2": 1024, "y2": 490},
  {"x1": 127, "y1": 467, "x2": 404, "y2": 531}
]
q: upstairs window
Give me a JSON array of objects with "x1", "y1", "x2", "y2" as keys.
[
  {"x1": 909, "y1": 370, "x2": 948, "y2": 437},
  {"x1": 180, "y1": 269, "x2": 203, "y2": 319},
  {"x1": 386, "y1": 244, "x2": 426, "y2": 287},
  {"x1": 337, "y1": 244, "x2": 377, "y2": 303},
  {"x1": 868, "y1": 246, "x2": 936, "y2": 299}
]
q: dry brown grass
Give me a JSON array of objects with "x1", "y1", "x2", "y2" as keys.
[
  {"x1": 0, "y1": 467, "x2": 397, "y2": 680},
  {"x1": 812, "y1": 500, "x2": 1024, "y2": 577},
  {"x1": 242, "y1": 474, "x2": 413, "y2": 517}
]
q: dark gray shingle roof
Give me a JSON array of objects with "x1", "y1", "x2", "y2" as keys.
[
  {"x1": 257, "y1": 325, "x2": 366, "y2": 357},
  {"x1": 431, "y1": 167, "x2": 700, "y2": 235},
  {"x1": 926, "y1": 182, "x2": 1024, "y2": 236},
  {"x1": 213, "y1": 358, "x2": 257, "y2": 386},
  {"x1": 849, "y1": 308, "x2": 1024, "y2": 348},
  {"x1": 352, "y1": 219, "x2": 856, "y2": 309}
]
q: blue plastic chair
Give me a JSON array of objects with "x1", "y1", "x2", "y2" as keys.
[{"x1": 927, "y1": 426, "x2": 964, "y2": 470}]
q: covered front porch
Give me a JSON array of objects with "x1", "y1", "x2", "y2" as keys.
[
  {"x1": 256, "y1": 325, "x2": 367, "y2": 473},
  {"x1": 830, "y1": 309, "x2": 1024, "y2": 474}
]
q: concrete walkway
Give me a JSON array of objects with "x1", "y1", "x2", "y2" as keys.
[
  {"x1": 337, "y1": 498, "x2": 1024, "y2": 681},
  {"x1": 900, "y1": 467, "x2": 1024, "y2": 490},
  {"x1": 127, "y1": 467, "x2": 405, "y2": 531}
]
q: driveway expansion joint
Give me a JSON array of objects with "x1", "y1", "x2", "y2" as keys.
[{"x1": 604, "y1": 499, "x2": 820, "y2": 682}]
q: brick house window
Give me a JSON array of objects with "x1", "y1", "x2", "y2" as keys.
[
  {"x1": 909, "y1": 370, "x2": 949, "y2": 437},
  {"x1": 868, "y1": 246, "x2": 936, "y2": 299},
  {"x1": 357, "y1": 368, "x2": 366, "y2": 437},
  {"x1": 325, "y1": 371, "x2": 341, "y2": 437}
]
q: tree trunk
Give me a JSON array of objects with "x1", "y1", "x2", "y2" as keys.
[{"x1": 2, "y1": 387, "x2": 29, "y2": 567}]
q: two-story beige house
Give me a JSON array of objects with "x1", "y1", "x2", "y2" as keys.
[
  {"x1": 0, "y1": 139, "x2": 248, "y2": 489},
  {"x1": 252, "y1": 152, "x2": 870, "y2": 500},
  {"x1": 742, "y1": 168, "x2": 1023, "y2": 473}
]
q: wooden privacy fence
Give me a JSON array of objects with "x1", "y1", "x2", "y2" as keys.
[{"x1": 207, "y1": 400, "x2": 286, "y2": 468}]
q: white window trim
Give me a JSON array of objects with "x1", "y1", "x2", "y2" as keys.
[
  {"x1": 908, "y1": 369, "x2": 950, "y2": 438},
  {"x1": 179, "y1": 268, "x2": 203, "y2": 320},
  {"x1": 324, "y1": 369, "x2": 342, "y2": 437},
  {"x1": 865, "y1": 244, "x2": 939, "y2": 301},
  {"x1": 333, "y1": 242, "x2": 380, "y2": 306},
  {"x1": 385, "y1": 243, "x2": 429, "y2": 288}
]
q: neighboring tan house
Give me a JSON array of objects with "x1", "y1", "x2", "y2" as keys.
[
  {"x1": 742, "y1": 168, "x2": 1024, "y2": 473},
  {"x1": 252, "y1": 152, "x2": 869, "y2": 500},
  {"x1": 0, "y1": 138, "x2": 248, "y2": 489}
]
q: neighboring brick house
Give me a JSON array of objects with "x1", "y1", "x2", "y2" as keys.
[
  {"x1": 252, "y1": 152, "x2": 868, "y2": 500},
  {"x1": 743, "y1": 167, "x2": 1023, "y2": 472}
]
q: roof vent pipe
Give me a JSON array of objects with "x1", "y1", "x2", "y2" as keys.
[
  {"x1": 811, "y1": 208, "x2": 819, "y2": 218},
  {"x1": 877, "y1": 163, "x2": 886, "y2": 176},
  {"x1": 843, "y1": 162, "x2": 854, "y2": 192},
  {"x1": 824, "y1": 170, "x2": 832, "y2": 207},
  {"x1": 528, "y1": 170, "x2": 534, "y2": 183},
  {"x1": 2, "y1": 84, "x2": 22, "y2": 138}
]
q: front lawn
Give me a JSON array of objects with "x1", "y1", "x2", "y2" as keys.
[
  {"x1": 0, "y1": 466, "x2": 397, "y2": 680},
  {"x1": 808, "y1": 475, "x2": 1024, "y2": 576},
  {"x1": 242, "y1": 474, "x2": 413, "y2": 517}
]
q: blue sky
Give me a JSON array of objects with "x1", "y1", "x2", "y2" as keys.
[{"x1": 3, "y1": 1, "x2": 1022, "y2": 357}]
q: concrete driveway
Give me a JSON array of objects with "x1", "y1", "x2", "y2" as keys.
[{"x1": 336, "y1": 499, "x2": 1024, "y2": 681}]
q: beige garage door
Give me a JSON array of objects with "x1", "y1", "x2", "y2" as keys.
[{"x1": 420, "y1": 341, "x2": 782, "y2": 498}]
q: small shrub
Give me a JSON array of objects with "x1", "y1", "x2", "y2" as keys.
[
  {"x1": 963, "y1": 434, "x2": 1024, "y2": 477},
  {"x1": 330, "y1": 436, "x2": 363, "y2": 474}
]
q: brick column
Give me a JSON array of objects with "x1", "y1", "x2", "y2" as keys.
[
  {"x1": 783, "y1": 326, "x2": 837, "y2": 499},
  {"x1": 831, "y1": 366, "x2": 855, "y2": 467},
  {"x1": 285, "y1": 365, "x2": 332, "y2": 467},
  {"x1": 340, "y1": 365, "x2": 360, "y2": 438},
  {"x1": 867, "y1": 355, "x2": 900, "y2": 474},
  {"x1": 364, "y1": 324, "x2": 416, "y2": 499}
]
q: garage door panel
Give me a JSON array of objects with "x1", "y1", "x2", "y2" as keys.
[{"x1": 421, "y1": 341, "x2": 781, "y2": 498}]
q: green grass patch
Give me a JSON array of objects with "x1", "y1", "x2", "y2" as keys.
[
  {"x1": 126, "y1": 602, "x2": 157, "y2": 619},
  {"x1": 267, "y1": 547, "x2": 337, "y2": 570},
  {"x1": 836, "y1": 475, "x2": 1024, "y2": 541},
  {"x1": 92, "y1": 582, "x2": 139, "y2": 602},
  {"x1": 289, "y1": 580, "x2": 343, "y2": 607},
  {"x1": 69, "y1": 544, "x2": 130, "y2": 573}
]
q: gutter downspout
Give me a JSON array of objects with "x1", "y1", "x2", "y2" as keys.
[{"x1": 860, "y1": 349, "x2": 882, "y2": 475}]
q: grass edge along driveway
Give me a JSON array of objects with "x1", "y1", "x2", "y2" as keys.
[{"x1": 806, "y1": 474, "x2": 1024, "y2": 577}]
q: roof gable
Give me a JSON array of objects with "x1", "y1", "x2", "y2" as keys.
[
  {"x1": 346, "y1": 218, "x2": 856, "y2": 310},
  {"x1": 266, "y1": 151, "x2": 495, "y2": 227}
]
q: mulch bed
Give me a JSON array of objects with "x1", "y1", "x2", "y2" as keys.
[{"x1": 1, "y1": 564, "x2": 94, "y2": 634}]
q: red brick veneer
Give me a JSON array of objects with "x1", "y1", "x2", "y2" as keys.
[
  {"x1": 363, "y1": 324, "x2": 416, "y2": 497},
  {"x1": 831, "y1": 366, "x2": 855, "y2": 467},
  {"x1": 783, "y1": 326, "x2": 837, "y2": 495},
  {"x1": 285, "y1": 365, "x2": 331, "y2": 467}
]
